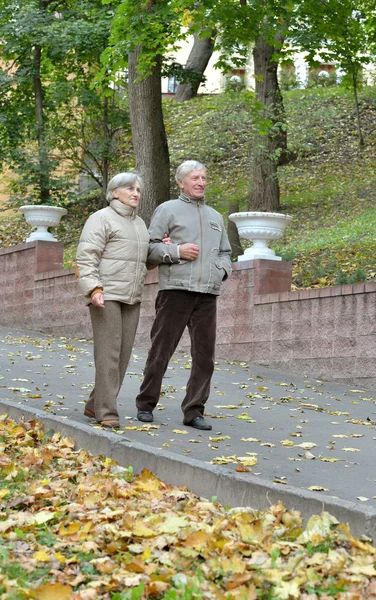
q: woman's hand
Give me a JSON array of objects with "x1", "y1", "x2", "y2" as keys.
[
  {"x1": 162, "y1": 233, "x2": 172, "y2": 245},
  {"x1": 91, "y1": 292, "x2": 105, "y2": 308}
]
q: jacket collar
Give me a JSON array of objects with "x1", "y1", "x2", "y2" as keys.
[
  {"x1": 109, "y1": 199, "x2": 137, "y2": 219},
  {"x1": 179, "y1": 192, "x2": 205, "y2": 205}
]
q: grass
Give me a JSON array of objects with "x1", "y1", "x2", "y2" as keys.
[{"x1": 1, "y1": 85, "x2": 376, "y2": 288}]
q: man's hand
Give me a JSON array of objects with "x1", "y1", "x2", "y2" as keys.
[
  {"x1": 179, "y1": 243, "x2": 199, "y2": 261},
  {"x1": 91, "y1": 292, "x2": 105, "y2": 308}
]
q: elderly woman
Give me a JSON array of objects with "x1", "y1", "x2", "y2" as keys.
[{"x1": 75, "y1": 173, "x2": 149, "y2": 428}]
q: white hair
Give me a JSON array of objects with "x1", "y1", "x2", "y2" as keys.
[
  {"x1": 106, "y1": 172, "x2": 144, "y2": 203},
  {"x1": 175, "y1": 160, "x2": 206, "y2": 184}
]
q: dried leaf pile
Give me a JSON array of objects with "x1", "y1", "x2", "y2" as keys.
[{"x1": 0, "y1": 416, "x2": 375, "y2": 600}]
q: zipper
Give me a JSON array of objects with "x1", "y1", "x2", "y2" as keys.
[
  {"x1": 129, "y1": 218, "x2": 141, "y2": 304},
  {"x1": 197, "y1": 202, "x2": 203, "y2": 290}
]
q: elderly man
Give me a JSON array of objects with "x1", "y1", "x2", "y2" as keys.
[{"x1": 136, "y1": 160, "x2": 232, "y2": 430}]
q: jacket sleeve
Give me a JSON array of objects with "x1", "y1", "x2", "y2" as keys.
[
  {"x1": 75, "y1": 212, "x2": 108, "y2": 297},
  {"x1": 146, "y1": 204, "x2": 180, "y2": 266},
  {"x1": 218, "y1": 216, "x2": 232, "y2": 280}
]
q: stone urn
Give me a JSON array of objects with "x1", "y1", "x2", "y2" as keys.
[
  {"x1": 229, "y1": 211, "x2": 293, "y2": 261},
  {"x1": 19, "y1": 205, "x2": 67, "y2": 242}
]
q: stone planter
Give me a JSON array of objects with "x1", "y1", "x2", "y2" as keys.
[
  {"x1": 229, "y1": 211, "x2": 293, "y2": 261},
  {"x1": 19, "y1": 205, "x2": 67, "y2": 242}
]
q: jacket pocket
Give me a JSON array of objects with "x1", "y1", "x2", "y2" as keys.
[
  {"x1": 209, "y1": 250, "x2": 224, "y2": 286},
  {"x1": 167, "y1": 261, "x2": 192, "y2": 284},
  {"x1": 209, "y1": 220, "x2": 222, "y2": 232}
]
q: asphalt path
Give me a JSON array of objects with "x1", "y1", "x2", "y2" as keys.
[{"x1": 1, "y1": 326, "x2": 375, "y2": 510}]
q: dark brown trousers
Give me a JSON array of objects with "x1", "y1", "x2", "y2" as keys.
[{"x1": 136, "y1": 290, "x2": 217, "y2": 423}]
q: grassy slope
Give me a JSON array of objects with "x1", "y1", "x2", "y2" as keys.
[{"x1": 1, "y1": 86, "x2": 376, "y2": 289}]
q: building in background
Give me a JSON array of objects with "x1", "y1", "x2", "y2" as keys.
[{"x1": 162, "y1": 38, "x2": 375, "y2": 96}]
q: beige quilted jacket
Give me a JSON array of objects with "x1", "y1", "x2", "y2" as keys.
[{"x1": 76, "y1": 200, "x2": 149, "y2": 305}]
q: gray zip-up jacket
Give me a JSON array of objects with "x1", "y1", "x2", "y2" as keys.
[
  {"x1": 76, "y1": 200, "x2": 149, "y2": 305},
  {"x1": 147, "y1": 193, "x2": 232, "y2": 295}
]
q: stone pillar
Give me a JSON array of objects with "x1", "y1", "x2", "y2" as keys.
[
  {"x1": 34, "y1": 241, "x2": 64, "y2": 273},
  {"x1": 253, "y1": 259, "x2": 292, "y2": 295}
]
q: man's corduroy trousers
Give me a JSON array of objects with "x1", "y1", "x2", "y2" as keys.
[{"x1": 136, "y1": 290, "x2": 217, "y2": 424}]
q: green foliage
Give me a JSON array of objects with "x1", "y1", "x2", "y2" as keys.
[
  {"x1": 162, "y1": 584, "x2": 204, "y2": 599},
  {"x1": 103, "y1": 0, "x2": 190, "y2": 78},
  {"x1": 3, "y1": 86, "x2": 376, "y2": 290},
  {"x1": 279, "y1": 67, "x2": 301, "y2": 91},
  {"x1": 112, "y1": 583, "x2": 145, "y2": 599},
  {"x1": 0, "y1": 0, "x2": 123, "y2": 206},
  {"x1": 307, "y1": 69, "x2": 338, "y2": 89}
]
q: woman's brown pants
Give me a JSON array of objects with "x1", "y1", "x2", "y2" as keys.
[{"x1": 85, "y1": 301, "x2": 140, "y2": 422}]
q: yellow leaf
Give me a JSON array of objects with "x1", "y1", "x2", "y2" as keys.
[
  {"x1": 83, "y1": 493, "x2": 102, "y2": 507},
  {"x1": 133, "y1": 522, "x2": 156, "y2": 537},
  {"x1": 124, "y1": 425, "x2": 160, "y2": 430},
  {"x1": 281, "y1": 439, "x2": 294, "y2": 447},
  {"x1": 172, "y1": 429, "x2": 188, "y2": 434},
  {"x1": 30, "y1": 583, "x2": 72, "y2": 600},
  {"x1": 159, "y1": 515, "x2": 189, "y2": 533},
  {"x1": 342, "y1": 447, "x2": 360, "y2": 452},
  {"x1": 296, "y1": 442, "x2": 317, "y2": 449},
  {"x1": 54, "y1": 552, "x2": 67, "y2": 564},
  {"x1": 59, "y1": 522, "x2": 81, "y2": 536},
  {"x1": 32, "y1": 511, "x2": 56, "y2": 525},
  {"x1": 0, "y1": 490, "x2": 9, "y2": 499},
  {"x1": 34, "y1": 550, "x2": 50, "y2": 562},
  {"x1": 273, "y1": 580, "x2": 300, "y2": 599},
  {"x1": 237, "y1": 456, "x2": 257, "y2": 467},
  {"x1": 184, "y1": 531, "x2": 209, "y2": 549}
]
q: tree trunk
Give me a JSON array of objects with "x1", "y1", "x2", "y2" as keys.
[
  {"x1": 352, "y1": 69, "x2": 364, "y2": 146},
  {"x1": 174, "y1": 29, "x2": 216, "y2": 102},
  {"x1": 101, "y1": 95, "x2": 110, "y2": 207},
  {"x1": 227, "y1": 201, "x2": 243, "y2": 261},
  {"x1": 128, "y1": 47, "x2": 170, "y2": 226},
  {"x1": 33, "y1": 44, "x2": 50, "y2": 203},
  {"x1": 249, "y1": 37, "x2": 286, "y2": 211}
]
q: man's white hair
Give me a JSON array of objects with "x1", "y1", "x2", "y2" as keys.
[{"x1": 175, "y1": 160, "x2": 206, "y2": 184}]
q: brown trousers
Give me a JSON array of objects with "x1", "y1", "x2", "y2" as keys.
[
  {"x1": 136, "y1": 290, "x2": 217, "y2": 423},
  {"x1": 86, "y1": 301, "x2": 141, "y2": 422}
]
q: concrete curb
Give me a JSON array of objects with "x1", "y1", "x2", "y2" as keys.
[{"x1": 1, "y1": 398, "x2": 375, "y2": 540}]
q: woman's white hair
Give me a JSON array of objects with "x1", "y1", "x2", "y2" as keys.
[
  {"x1": 106, "y1": 172, "x2": 144, "y2": 203},
  {"x1": 175, "y1": 160, "x2": 206, "y2": 184}
]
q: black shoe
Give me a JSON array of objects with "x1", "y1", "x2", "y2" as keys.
[
  {"x1": 185, "y1": 416, "x2": 212, "y2": 431},
  {"x1": 137, "y1": 410, "x2": 154, "y2": 423}
]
